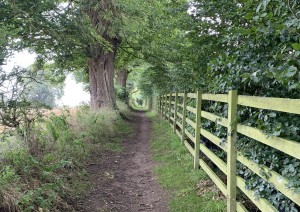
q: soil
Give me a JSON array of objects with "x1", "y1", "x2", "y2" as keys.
[{"x1": 75, "y1": 111, "x2": 168, "y2": 212}]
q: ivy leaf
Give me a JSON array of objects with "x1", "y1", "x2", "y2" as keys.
[
  {"x1": 256, "y1": 3, "x2": 262, "y2": 13},
  {"x1": 289, "y1": 83, "x2": 299, "y2": 90},
  {"x1": 291, "y1": 43, "x2": 300, "y2": 51},
  {"x1": 286, "y1": 66, "x2": 297, "y2": 77}
]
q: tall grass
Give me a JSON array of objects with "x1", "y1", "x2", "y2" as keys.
[
  {"x1": 147, "y1": 112, "x2": 226, "y2": 212},
  {"x1": 0, "y1": 102, "x2": 132, "y2": 211}
]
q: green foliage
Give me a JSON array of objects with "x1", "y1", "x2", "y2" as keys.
[
  {"x1": 27, "y1": 81, "x2": 63, "y2": 109},
  {"x1": 115, "y1": 84, "x2": 129, "y2": 102},
  {"x1": 0, "y1": 67, "x2": 45, "y2": 130}
]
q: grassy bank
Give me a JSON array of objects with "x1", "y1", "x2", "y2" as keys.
[
  {"x1": 0, "y1": 101, "x2": 132, "y2": 211},
  {"x1": 147, "y1": 112, "x2": 226, "y2": 212}
]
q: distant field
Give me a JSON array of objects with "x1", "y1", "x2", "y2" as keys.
[
  {"x1": 49, "y1": 108, "x2": 77, "y2": 116},
  {"x1": 0, "y1": 107, "x2": 78, "y2": 133},
  {"x1": 0, "y1": 107, "x2": 78, "y2": 159},
  {"x1": 0, "y1": 125, "x2": 13, "y2": 133}
]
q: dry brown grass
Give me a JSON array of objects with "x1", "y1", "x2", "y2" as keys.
[
  {"x1": 0, "y1": 125, "x2": 13, "y2": 133},
  {"x1": 0, "y1": 188, "x2": 20, "y2": 212},
  {"x1": 0, "y1": 108, "x2": 78, "y2": 133},
  {"x1": 43, "y1": 108, "x2": 78, "y2": 117}
]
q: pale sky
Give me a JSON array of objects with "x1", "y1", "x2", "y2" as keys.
[
  {"x1": 58, "y1": 74, "x2": 90, "y2": 107},
  {"x1": 2, "y1": 51, "x2": 90, "y2": 107}
]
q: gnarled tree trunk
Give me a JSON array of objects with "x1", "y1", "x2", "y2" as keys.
[
  {"x1": 88, "y1": 55, "x2": 114, "y2": 109},
  {"x1": 86, "y1": 1, "x2": 121, "y2": 110},
  {"x1": 88, "y1": 39, "x2": 120, "y2": 110}
]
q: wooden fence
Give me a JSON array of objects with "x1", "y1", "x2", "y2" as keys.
[{"x1": 158, "y1": 90, "x2": 300, "y2": 212}]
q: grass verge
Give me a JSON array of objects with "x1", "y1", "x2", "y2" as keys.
[
  {"x1": 146, "y1": 111, "x2": 226, "y2": 212},
  {"x1": 0, "y1": 101, "x2": 132, "y2": 211}
]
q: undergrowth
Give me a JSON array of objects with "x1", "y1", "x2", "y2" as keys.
[
  {"x1": 147, "y1": 112, "x2": 226, "y2": 212},
  {"x1": 0, "y1": 101, "x2": 132, "y2": 211}
]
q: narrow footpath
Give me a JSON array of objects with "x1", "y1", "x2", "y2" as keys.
[{"x1": 77, "y1": 112, "x2": 168, "y2": 212}]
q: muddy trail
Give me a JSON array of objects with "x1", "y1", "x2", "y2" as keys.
[{"x1": 75, "y1": 112, "x2": 168, "y2": 212}]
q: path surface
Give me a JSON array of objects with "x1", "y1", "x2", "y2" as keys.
[{"x1": 77, "y1": 112, "x2": 168, "y2": 212}]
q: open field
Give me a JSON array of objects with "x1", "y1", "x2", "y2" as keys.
[{"x1": 0, "y1": 107, "x2": 78, "y2": 133}]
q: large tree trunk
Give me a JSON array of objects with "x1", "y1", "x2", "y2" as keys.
[
  {"x1": 117, "y1": 69, "x2": 129, "y2": 88},
  {"x1": 86, "y1": 1, "x2": 121, "y2": 110},
  {"x1": 88, "y1": 43, "x2": 119, "y2": 110}
]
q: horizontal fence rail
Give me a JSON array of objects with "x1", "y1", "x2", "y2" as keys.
[{"x1": 158, "y1": 91, "x2": 300, "y2": 212}]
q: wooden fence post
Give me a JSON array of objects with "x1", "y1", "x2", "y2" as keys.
[
  {"x1": 159, "y1": 96, "x2": 162, "y2": 115},
  {"x1": 181, "y1": 92, "x2": 187, "y2": 145},
  {"x1": 168, "y1": 93, "x2": 172, "y2": 123},
  {"x1": 227, "y1": 90, "x2": 238, "y2": 212},
  {"x1": 161, "y1": 95, "x2": 163, "y2": 118},
  {"x1": 162, "y1": 95, "x2": 165, "y2": 118},
  {"x1": 165, "y1": 94, "x2": 167, "y2": 120},
  {"x1": 194, "y1": 90, "x2": 202, "y2": 170},
  {"x1": 173, "y1": 92, "x2": 178, "y2": 133}
]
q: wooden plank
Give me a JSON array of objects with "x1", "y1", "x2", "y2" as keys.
[
  {"x1": 171, "y1": 93, "x2": 176, "y2": 97},
  {"x1": 164, "y1": 95, "x2": 168, "y2": 120},
  {"x1": 187, "y1": 93, "x2": 197, "y2": 99},
  {"x1": 237, "y1": 124, "x2": 300, "y2": 160},
  {"x1": 194, "y1": 90, "x2": 202, "y2": 170},
  {"x1": 238, "y1": 95, "x2": 300, "y2": 115},
  {"x1": 201, "y1": 128, "x2": 227, "y2": 152},
  {"x1": 237, "y1": 177, "x2": 277, "y2": 212},
  {"x1": 186, "y1": 105, "x2": 197, "y2": 114},
  {"x1": 170, "y1": 116, "x2": 174, "y2": 122},
  {"x1": 237, "y1": 202, "x2": 248, "y2": 212},
  {"x1": 200, "y1": 143, "x2": 227, "y2": 174},
  {"x1": 199, "y1": 159, "x2": 227, "y2": 195},
  {"x1": 171, "y1": 100, "x2": 175, "y2": 105},
  {"x1": 202, "y1": 93, "x2": 228, "y2": 103},
  {"x1": 178, "y1": 93, "x2": 184, "y2": 97},
  {"x1": 168, "y1": 93, "x2": 172, "y2": 123},
  {"x1": 159, "y1": 96, "x2": 161, "y2": 115},
  {"x1": 177, "y1": 112, "x2": 183, "y2": 119},
  {"x1": 201, "y1": 111, "x2": 228, "y2": 127},
  {"x1": 227, "y1": 90, "x2": 238, "y2": 212},
  {"x1": 184, "y1": 140, "x2": 195, "y2": 156},
  {"x1": 161, "y1": 96, "x2": 164, "y2": 118},
  {"x1": 176, "y1": 121, "x2": 183, "y2": 129},
  {"x1": 177, "y1": 103, "x2": 184, "y2": 108},
  {"x1": 181, "y1": 92, "x2": 187, "y2": 145},
  {"x1": 175, "y1": 129, "x2": 181, "y2": 139},
  {"x1": 237, "y1": 154, "x2": 300, "y2": 206},
  {"x1": 184, "y1": 129, "x2": 195, "y2": 143},
  {"x1": 186, "y1": 117, "x2": 196, "y2": 128},
  {"x1": 173, "y1": 92, "x2": 178, "y2": 133}
]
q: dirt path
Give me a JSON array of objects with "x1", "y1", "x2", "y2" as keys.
[{"x1": 76, "y1": 112, "x2": 168, "y2": 212}]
